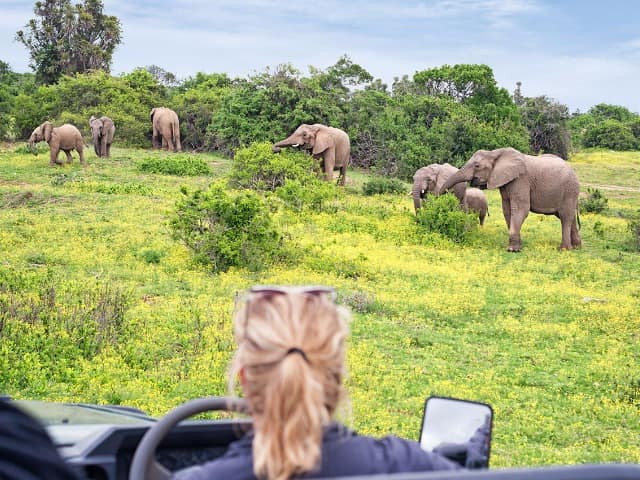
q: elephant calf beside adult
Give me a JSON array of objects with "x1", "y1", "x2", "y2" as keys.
[
  {"x1": 412, "y1": 163, "x2": 488, "y2": 225},
  {"x1": 150, "y1": 107, "x2": 181, "y2": 152},
  {"x1": 439, "y1": 147, "x2": 581, "y2": 252},
  {"x1": 89, "y1": 115, "x2": 115, "y2": 158},
  {"x1": 29, "y1": 121, "x2": 85, "y2": 167},
  {"x1": 272, "y1": 123, "x2": 350, "y2": 185}
]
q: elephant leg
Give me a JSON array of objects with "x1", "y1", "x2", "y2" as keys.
[
  {"x1": 323, "y1": 149, "x2": 336, "y2": 182},
  {"x1": 507, "y1": 210, "x2": 528, "y2": 252},
  {"x1": 479, "y1": 211, "x2": 486, "y2": 226},
  {"x1": 570, "y1": 216, "x2": 581, "y2": 248},
  {"x1": 106, "y1": 143, "x2": 111, "y2": 157},
  {"x1": 50, "y1": 147, "x2": 62, "y2": 166},
  {"x1": 63, "y1": 150, "x2": 73, "y2": 163},
  {"x1": 165, "y1": 135, "x2": 174, "y2": 152},
  {"x1": 338, "y1": 164, "x2": 347, "y2": 186},
  {"x1": 94, "y1": 141, "x2": 100, "y2": 157},
  {"x1": 78, "y1": 147, "x2": 86, "y2": 166},
  {"x1": 500, "y1": 194, "x2": 511, "y2": 229}
]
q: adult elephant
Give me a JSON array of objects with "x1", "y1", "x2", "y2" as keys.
[
  {"x1": 272, "y1": 123, "x2": 350, "y2": 185},
  {"x1": 89, "y1": 115, "x2": 115, "y2": 157},
  {"x1": 412, "y1": 163, "x2": 467, "y2": 211},
  {"x1": 439, "y1": 147, "x2": 581, "y2": 252},
  {"x1": 150, "y1": 107, "x2": 181, "y2": 152},
  {"x1": 29, "y1": 121, "x2": 85, "y2": 166}
]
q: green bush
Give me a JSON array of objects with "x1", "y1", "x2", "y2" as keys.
[
  {"x1": 137, "y1": 154, "x2": 211, "y2": 176},
  {"x1": 628, "y1": 210, "x2": 640, "y2": 252},
  {"x1": 229, "y1": 142, "x2": 320, "y2": 191},
  {"x1": 170, "y1": 182, "x2": 283, "y2": 272},
  {"x1": 583, "y1": 119, "x2": 638, "y2": 150},
  {"x1": 580, "y1": 188, "x2": 608, "y2": 214},
  {"x1": 416, "y1": 193, "x2": 477, "y2": 243},
  {"x1": 362, "y1": 177, "x2": 407, "y2": 195},
  {"x1": 274, "y1": 178, "x2": 340, "y2": 212}
]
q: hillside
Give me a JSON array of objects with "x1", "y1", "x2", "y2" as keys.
[{"x1": 0, "y1": 145, "x2": 638, "y2": 467}]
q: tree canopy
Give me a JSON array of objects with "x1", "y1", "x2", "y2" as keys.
[{"x1": 16, "y1": 0, "x2": 122, "y2": 85}]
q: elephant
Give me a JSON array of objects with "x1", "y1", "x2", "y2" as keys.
[
  {"x1": 412, "y1": 163, "x2": 467, "y2": 211},
  {"x1": 29, "y1": 121, "x2": 85, "y2": 166},
  {"x1": 439, "y1": 147, "x2": 581, "y2": 252},
  {"x1": 272, "y1": 123, "x2": 350, "y2": 185},
  {"x1": 89, "y1": 115, "x2": 115, "y2": 158},
  {"x1": 150, "y1": 107, "x2": 181, "y2": 152},
  {"x1": 463, "y1": 188, "x2": 489, "y2": 226}
]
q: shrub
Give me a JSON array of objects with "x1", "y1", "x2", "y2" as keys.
[
  {"x1": 274, "y1": 178, "x2": 339, "y2": 212},
  {"x1": 628, "y1": 211, "x2": 640, "y2": 252},
  {"x1": 416, "y1": 193, "x2": 477, "y2": 243},
  {"x1": 580, "y1": 188, "x2": 608, "y2": 214},
  {"x1": 170, "y1": 182, "x2": 283, "y2": 272},
  {"x1": 582, "y1": 119, "x2": 638, "y2": 150},
  {"x1": 362, "y1": 177, "x2": 407, "y2": 195},
  {"x1": 137, "y1": 154, "x2": 211, "y2": 176},
  {"x1": 229, "y1": 142, "x2": 320, "y2": 191}
]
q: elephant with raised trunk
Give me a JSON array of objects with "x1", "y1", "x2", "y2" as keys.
[
  {"x1": 89, "y1": 115, "x2": 115, "y2": 157},
  {"x1": 439, "y1": 147, "x2": 581, "y2": 252},
  {"x1": 29, "y1": 121, "x2": 85, "y2": 166},
  {"x1": 412, "y1": 163, "x2": 487, "y2": 225},
  {"x1": 150, "y1": 107, "x2": 181, "y2": 152},
  {"x1": 272, "y1": 123, "x2": 350, "y2": 185}
]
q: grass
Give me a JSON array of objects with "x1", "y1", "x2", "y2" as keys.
[{"x1": 0, "y1": 144, "x2": 639, "y2": 467}]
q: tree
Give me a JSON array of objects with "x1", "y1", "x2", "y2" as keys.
[
  {"x1": 16, "y1": 0, "x2": 122, "y2": 84},
  {"x1": 519, "y1": 94, "x2": 571, "y2": 158}
]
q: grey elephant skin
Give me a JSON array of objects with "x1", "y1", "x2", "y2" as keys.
[
  {"x1": 89, "y1": 115, "x2": 115, "y2": 157},
  {"x1": 272, "y1": 123, "x2": 350, "y2": 185},
  {"x1": 412, "y1": 163, "x2": 487, "y2": 225},
  {"x1": 440, "y1": 147, "x2": 581, "y2": 252},
  {"x1": 150, "y1": 107, "x2": 181, "y2": 152},
  {"x1": 462, "y1": 188, "x2": 489, "y2": 226},
  {"x1": 29, "y1": 121, "x2": 85, "y2": 166}
]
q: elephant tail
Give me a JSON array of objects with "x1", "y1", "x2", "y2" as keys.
[{"x1": 576, "y1": 209, "x2": 581, "y2": 230}]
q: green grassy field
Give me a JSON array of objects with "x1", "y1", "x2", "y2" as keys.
[{"x1": 0, "y1": 144, "x2": 638, "y2": 467}]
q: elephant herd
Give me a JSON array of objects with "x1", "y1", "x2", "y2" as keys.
[
  {"x1": 27, "y1": 110, "x2": 582, "y2": 252},
  {"x1": 28, "y1": 107, "x2": 183, "y2": 166}
]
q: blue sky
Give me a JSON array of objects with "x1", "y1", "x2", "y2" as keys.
[{"x1": 2, "y1": 0, "x2": 640, "y2": 113}]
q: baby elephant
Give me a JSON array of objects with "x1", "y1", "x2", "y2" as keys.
[
  {"x1": 29, "y1": 121, "x2": 85, "y2": 166},
  {"x1": 89, "y1": 115, "x2": 115, "y2": 157},
  {"x1": 463, "y1": 188, "x2": 489, "y2": 226}
]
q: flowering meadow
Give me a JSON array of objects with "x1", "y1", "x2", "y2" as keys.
[{"x1": 0, "y1": 145, "x2": 638, "y2": 467}]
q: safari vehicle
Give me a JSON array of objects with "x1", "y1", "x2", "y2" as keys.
[{"x1": 8, "y1": 396, "x2": 640, "y2": 480}]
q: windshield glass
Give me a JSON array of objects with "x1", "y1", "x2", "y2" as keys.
[{"x1": 13, "y1": 400, "x2": 155, "y2": 426}]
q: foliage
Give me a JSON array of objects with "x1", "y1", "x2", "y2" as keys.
[
  {"x1": 415, "y1": 193, "x2": 477, "y2": 242},
  {"x1": 11, "y1": 69, "x2": 167, "y2": 144},
  {"x1": 569, "y1": 104, "x2": 640, "y2": 151},
  {"x1": 229, "y1": 142, "x2": 319, "y2": 191},
  {"x1": 0, "y1": 61, "x2": 36, "y2": 140},
  {"x1": 580, "y1": 188, "x2": 608, "y2": 214},
  {"x1": 274, "y1": 178, "x2": 340, "y2": 212},
  {"x1": 15, "y1": 0, "x2": 122, "y2": 85},
  {"x1": 628, "y1": 210, "x2": 640, "y2": 252},
  {"x1": 362, "y1": 177, "x2": 407, "y2": 195},
  {"x1": 170, "y1": 182, "x2": 283, "y2": 272},
  {"x1": 582, "y1": 119, "x2": 638, "y2": 151},
  {"x1": 136, "y1": 153, "x2": 211, "y2": 176},
  {"x1": 518, "y1": 94, "x2": 571, "y2": 158}
]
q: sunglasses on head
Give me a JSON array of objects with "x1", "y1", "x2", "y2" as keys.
[{"x1": 241, "y1": 285, "x2": 337, "y2": 330}]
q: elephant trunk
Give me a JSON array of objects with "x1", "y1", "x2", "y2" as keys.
[
  {"x1": 273, "y1": 134, "x2": 300, "y2": 149},
  {"x1": 412, "y1": 181, "x2": 423, "y2": 212},
  {"x1": 93, "y1": 132, "x2": 101, "y2": 157},
  {"x1": 28, "y1": 134, "x2": 37, "y2": 155},
  {"x1": 439, "y1": 166, "x2": 473, "y2": 195}
]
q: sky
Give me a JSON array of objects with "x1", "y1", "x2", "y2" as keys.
[{"x1": 2, "y1": 0, "x2": 640, "y2": 113}]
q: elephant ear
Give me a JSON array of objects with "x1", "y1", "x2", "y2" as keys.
[
  {"x1": 488, "y1": 148, "x2": 527, "y2": 189},
  {"x1": 312, "y1": 128, "x2": 332, "y2": 155},
  {"x1": 89, "y1": 115, "x2": 96, "y2": 125},
  {"x1": 42, "y1": 122, "x2": 53, "y2": 143},
  {"x1": 150, "y1": 108, "x2": 157, "y2": 121}
]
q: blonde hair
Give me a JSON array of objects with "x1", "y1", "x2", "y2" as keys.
[{"x1": 229, "y1": 289, "x2": 349, "y2": 480}]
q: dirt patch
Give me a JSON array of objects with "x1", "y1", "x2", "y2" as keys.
[
  {"x1": 583, "y1": 183, "x2": 640, "y2": 193},
  {"x1": 1, "y1": 190, "x2": 66, "y2": 209}
]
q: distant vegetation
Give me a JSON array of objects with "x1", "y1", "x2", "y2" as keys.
[{"x1": 3, "y1": 56, "x2": 640, "y2": 182}]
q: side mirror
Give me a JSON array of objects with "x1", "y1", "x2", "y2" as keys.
[{"x1": 419, "y1": 396, "x2": 493, "y2": 469}]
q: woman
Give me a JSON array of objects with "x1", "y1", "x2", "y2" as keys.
[{"x1": 174, "y1": 285, "x2": 460, "y2": 479}]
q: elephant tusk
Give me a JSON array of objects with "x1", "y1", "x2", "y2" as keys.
[{"x1": 292, "y1": 143, "x2": 299, "y2": 147}]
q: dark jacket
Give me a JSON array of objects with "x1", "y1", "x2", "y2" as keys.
[
  {"x1": 0, "y1": 400, "x2": 80, "y2": 480},
  {"x1": 173, "y1": 423, "x2": 460, "y2": 479}
]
